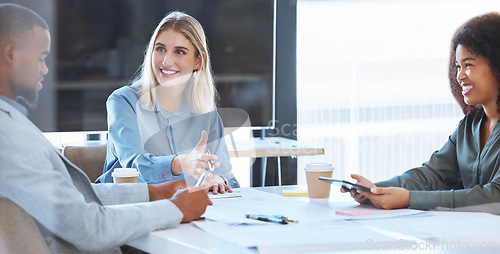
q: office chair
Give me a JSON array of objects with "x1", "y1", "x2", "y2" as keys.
[
  {"x1": 62, "y1": 144, "x2": 107, "y2": 182},
  {"x1": 0, "y1": 199, "x2": 50, "y2": 254}
]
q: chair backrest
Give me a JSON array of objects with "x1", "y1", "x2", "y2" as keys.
[
  {"x1": 0, "y1": 199, "x2": 50, "y2": 254},
  {"x1": 62, "y1": 144, "x2": 107, "y2": 182}
]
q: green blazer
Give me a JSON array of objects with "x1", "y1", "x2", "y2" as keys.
[{"x1": 377, "y1": 110, "x2": 500, "y2": 211}]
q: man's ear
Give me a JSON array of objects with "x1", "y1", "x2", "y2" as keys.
[{"x1": 1, "y1": 43, "x2": 15, "y2": 64}]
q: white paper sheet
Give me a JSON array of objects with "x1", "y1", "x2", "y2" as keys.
[
  {"x1": 353, "y1": 211, "x2": 500, "y2": 239},
  {"x1": 188, "y1": 187, "x2": 500, "y2": 254},
  {"x1": 208, "y1": 190, "x2": 243, "y2": 199},
  {"x1": 203, "y1": 188, "x2": 429, "y2": 225},
  {"x1": 192, "y1": 219, "x2": 398, "y2": 253},
  {"x1": 202, "y1": 188, "x2": 350, "y2": 225},
  {"x1": 335, "y1": 207, "x2": 431, "y2": 220}
]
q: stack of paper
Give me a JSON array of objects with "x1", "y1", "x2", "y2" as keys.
[{"x1": 194, "y1": 188, "x2": 432, "y2": 253}]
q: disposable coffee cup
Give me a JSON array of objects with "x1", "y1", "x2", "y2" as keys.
[
  {"x1": 112, "y1": 168, "x2": 139, "y2": 183},
  {"x1": 305, "y1": 163, "x2": 333, "y2": 203}
]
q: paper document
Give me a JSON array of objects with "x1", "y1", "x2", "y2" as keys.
[
  {"x1": 335, "y1": 206, "x2": 430, "y2": 220},
  {"x1": 202, "y1": 188, "x2": 350, "y2": 225},
  {"x1": 193, "y1": 219, "x2": 397, "y2": 253},
  {"x1": 203, "y1": 188, "x2": 429, "y2": 224},
  {"x1": 353, "y1": 211, "x2": 500, "y2": 240},
  {"x1": 195, "y1": 187, "x2": 439, "y2": 253},
  {"x1": 208, "y1": 190, "x2": 242, "y2": 199}
]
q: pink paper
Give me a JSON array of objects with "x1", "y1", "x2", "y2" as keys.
[{"x1": 335, "y1": 209, "x2": 374, "y2": 216}]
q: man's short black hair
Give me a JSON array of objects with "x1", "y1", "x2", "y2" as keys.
[{"x1": 0, "y1": 3, "x2": 48, "y2": 42}]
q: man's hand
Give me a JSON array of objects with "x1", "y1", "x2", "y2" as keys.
[
  {"x1": 148, "y1": 180, "x2": 187, "y2": 201},
  {"x1": 340, "y1": 174, "x2": 375, "y2": 204},
  {"x1": 170, "y1": 187, "x2": 213, "y2": 223},
  {"x1": 359, "y1": 187, "x2": 410, "y2": 210}
]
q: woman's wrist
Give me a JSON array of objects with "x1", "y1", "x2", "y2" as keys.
[
  {"x1": 218, "y1": 175, "x2": 227, "y2": 185},
  {"x1": 171, "y1": 155, "x2": 183, "y2": 176}
]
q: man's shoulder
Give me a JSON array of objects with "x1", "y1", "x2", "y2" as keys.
[
  {"x1": 0, "y1": 98, "x2": 27, "y2": 124},
  {"x1": 0, "y1": 100, "x2": 12, "y2": 117},
  {"x1": 0, "y1": 98, "x2": 14, "y2": 117},
  {"x1": 0, "y1": 103, "x2": 50, "y2": 157}
]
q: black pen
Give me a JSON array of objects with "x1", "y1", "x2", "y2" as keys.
[{"x1": 245, "y1": 214, "x2": 288, "y2": 224}]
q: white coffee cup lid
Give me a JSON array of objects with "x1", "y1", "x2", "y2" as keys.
[
  {"x1": 304, "y1": 163, "x2": 333, "y2": 172},
  {"x1": 112, "y1": 168, "x2": 139, "y2": 177}
]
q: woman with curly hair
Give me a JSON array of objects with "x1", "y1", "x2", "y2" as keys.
[{"x1": 343, "y1": 12, "x2": 500, "y2": 213}]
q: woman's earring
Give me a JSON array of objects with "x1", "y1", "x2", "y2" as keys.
[{"x1": 193, "y1": 71, "x2": 197, "y2": 79}]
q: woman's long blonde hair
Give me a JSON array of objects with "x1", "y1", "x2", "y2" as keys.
[{"x1": 133, "y1": 11, "x2": 216, "y2": 113}]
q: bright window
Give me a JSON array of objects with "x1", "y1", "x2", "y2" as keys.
[{"x1": 296, "y1": 0, "x2": 498, "y2": 184}]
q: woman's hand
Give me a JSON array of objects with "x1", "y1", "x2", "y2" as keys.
[
  {"x1": 359, "y1": 187, "x2": 410, "y2": 210},
  {"x1": 340, "y1": 174, "x2": 376, "y2": 204},
  {"x1": 171, "y1": 130, "x2": 231, "y2": 194},
  {"x1": 171, "y1": 130, "x2": 220, "y2": 179},
  {"x1": 202, "y1": 173, "x2": 232, "y2": 194}
]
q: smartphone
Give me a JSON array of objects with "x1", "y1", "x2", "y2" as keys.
[{"x1": 318, "y1": 177, "x2": 372, "y2": 193}]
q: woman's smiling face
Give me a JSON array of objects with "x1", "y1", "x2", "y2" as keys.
[
  {"x1": 455, "y1": 44, "x2": 499, "y2": 108},
  {"x1": 152, "y1": 29, "x2": 200, "y2": 88}
]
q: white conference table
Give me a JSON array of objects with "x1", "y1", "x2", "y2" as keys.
[{"x1": 127, "y1": 186, "x2": 500, "y2": 254}]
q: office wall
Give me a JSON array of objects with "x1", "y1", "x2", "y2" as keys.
[
  {"x1": 2, "y1": 0, "x2": 299, "y2": 186},
  {"x1": 253, "y1": 0, "x2": 298, "y2": 186}
]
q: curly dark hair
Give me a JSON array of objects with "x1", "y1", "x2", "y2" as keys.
[{"x1": 449, "y1": 12, "x2": 500, "y2": 115}]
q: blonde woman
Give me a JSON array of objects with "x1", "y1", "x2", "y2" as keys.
[{"x1": 97, "y1": 11, "x2": 239, "y2": 193}]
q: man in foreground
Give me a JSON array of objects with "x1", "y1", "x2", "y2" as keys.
[{"x1": 0, "y1": 3, "x2": 212, "y2": 253}]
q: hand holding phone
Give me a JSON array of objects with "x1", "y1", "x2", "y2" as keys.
[{"x1": 318, "y1": 177, "x2": 372, "y2": 193}]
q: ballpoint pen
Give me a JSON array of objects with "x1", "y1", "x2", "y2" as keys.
[
  {"x1": 206, "y1": 149, "x2": 214, "y2": 172},
  {"x1": 194, "y1": 149, "x2": 214, "y2": 187},
  {"x1": 194, "y1": 171, "x2": 207, "y2": 187},
  {"x1": 245, "y1": 214, "x2": 297, "y2": 224},
  {"x1": 195, "y1": 149, "x2": 214, "y2": 187},
  {"x1": 246, "y1": 214, "x2": 287, "y2": 224},
  {"x1": 273, "y1": 215, "x2": 299, "y2": 223}
]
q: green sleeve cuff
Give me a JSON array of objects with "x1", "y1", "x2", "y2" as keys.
[{"x1": 409, "y1": 190, "x2": 454, "y2": 210}]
